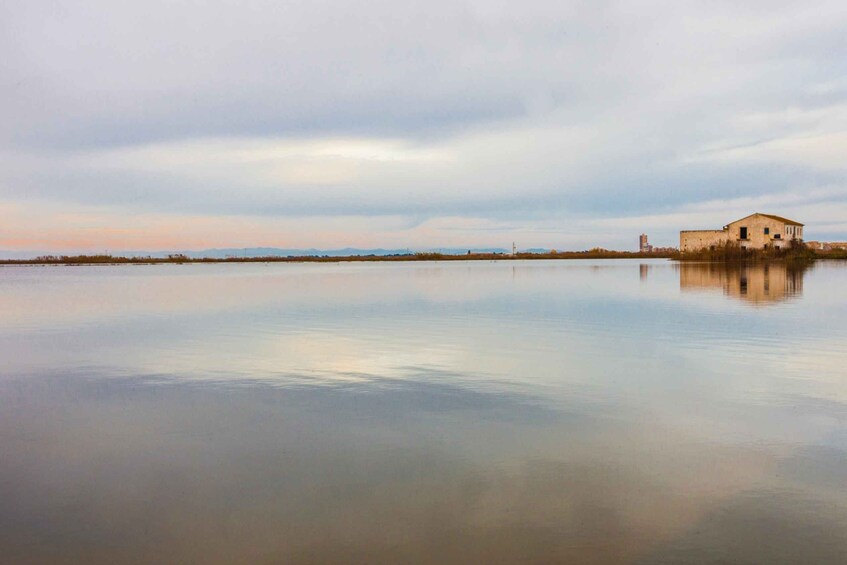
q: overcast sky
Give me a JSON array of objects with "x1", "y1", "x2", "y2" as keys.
[{"x1": 2, "y1": 0, "x2": 846, "y2": 253}]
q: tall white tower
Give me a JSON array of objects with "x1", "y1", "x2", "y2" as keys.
[{"x1": 512, "y1": 242, "x2": 516, "y2": 256}]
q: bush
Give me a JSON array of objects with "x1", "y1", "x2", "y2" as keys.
[{"x1": 680, "y1": 240, "x2": 815, "y2": 263}]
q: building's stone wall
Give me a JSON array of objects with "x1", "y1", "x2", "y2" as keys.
[
  {"x1": 725, "y1": 215, "x2": 801, "y2": 250},
  {"x1": 679, "y1": 230, "x2": 728, "y2": 252}
]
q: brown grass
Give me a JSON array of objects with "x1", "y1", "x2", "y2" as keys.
[
  {"x1": 678, "y1": 240, "x2": 824, "y2": 264},
  {"x1": 1, "y1": 250, "x2": 680, "y2": 266}
]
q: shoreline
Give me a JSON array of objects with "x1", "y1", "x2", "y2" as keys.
[
  {"x1": 3, "y1": 250, "x2": 844, "y2": 267},
  {"x1": 1, "y1": 251, "x2": 678, "y2": 266}
]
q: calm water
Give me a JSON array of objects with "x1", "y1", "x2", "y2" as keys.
[{"x1": 2, "y1": 259, "x2": 846, "y2": 564}]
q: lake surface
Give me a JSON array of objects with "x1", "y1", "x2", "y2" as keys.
[{"x1": 2, "y1": 259, "x2": 846, "y2": 564}]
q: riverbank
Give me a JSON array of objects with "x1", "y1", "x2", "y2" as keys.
[
  {"x1": 4, "y1": 248, "x2": 844, "y2": 266},
  {"x1": 0, "y1": 250, "x2": 680, "y2": 266}
]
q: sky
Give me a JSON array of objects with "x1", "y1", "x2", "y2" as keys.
[{"x1": 2, "y1": 0, "x2": 847, "y2": 254}]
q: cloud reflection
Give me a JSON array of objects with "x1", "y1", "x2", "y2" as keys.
[
  {"x1": 2, "y1": 261, "x2": 847, "y2": 563},
  {"x1": 6, "y1": 370, "x2": 846, "y2": 564}
]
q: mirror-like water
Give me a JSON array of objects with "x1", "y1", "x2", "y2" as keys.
[{"x1": 1, "y1": 259, "x2": 846, "y2": 564}]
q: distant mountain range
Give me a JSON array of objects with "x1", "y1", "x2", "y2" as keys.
[
  {"x1": 2, "y1": 247, "x2": 547, "y2": 260},
  {"x1": 137, "y1": 247, "x2": 520, "y2": 258}
]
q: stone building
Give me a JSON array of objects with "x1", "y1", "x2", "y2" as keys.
[{"x1": 680, "y1": 213, "x2": 803, "y2": 252}]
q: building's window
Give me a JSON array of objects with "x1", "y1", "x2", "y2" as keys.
[
  {"x1": 740, "y1": 226, "x2": 748, "y2": 240},
  {"x1": 775, "y1": 234, "x2": 781, "y2": 239},
  {"x1": 764, "y1": 227, "x2": 770, "y2": 235}
]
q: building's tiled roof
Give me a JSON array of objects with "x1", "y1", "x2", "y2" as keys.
[
  {"x1": 729, "y1": 213, "x2": 803, "y2": 226},
  {"x1": 757, "y1": 213, "x2": 803, "y2": 226}
]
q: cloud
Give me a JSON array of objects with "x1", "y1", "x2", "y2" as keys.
[{"x1": 1, "y1": 0, "x2": 846, "y2": 250}]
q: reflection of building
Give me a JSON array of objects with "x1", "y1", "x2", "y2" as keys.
[
  {"x1": 680, "y1": 213, "x2": 803, "y2": 252},
  {"x1": 679, "y1": 263, "x2": 806, "y2": 305}
]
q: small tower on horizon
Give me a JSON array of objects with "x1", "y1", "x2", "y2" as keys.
[
  {"x1": 512, "y1": 242, "x2": 516, "y2": 256},
  {"x1": 639, "y1": 234, "x2": 650, "y2": 253}
]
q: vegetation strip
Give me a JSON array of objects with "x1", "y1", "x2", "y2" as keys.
[{"x1": 3, "y1": 244, "x2": 845, "y2": 266}]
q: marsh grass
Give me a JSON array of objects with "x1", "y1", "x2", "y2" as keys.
[
  {"x1": 1, "y1": 250, "x2": 679, "y2": 265},
  {"x1": 678, "y1": 240, "x2": 821, "y2": 264}
]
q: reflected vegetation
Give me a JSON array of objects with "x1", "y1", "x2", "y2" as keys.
[
  {"x1": 1, "y1": 260, "x2": 846, "y2": 563},
  {"x1": 679, "y1": 262, "x2": 808, "y2": 305}
]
